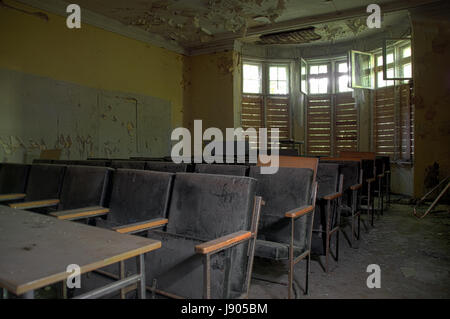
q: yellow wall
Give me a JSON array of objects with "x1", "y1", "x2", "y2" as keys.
[
  {"x1": 411, "y1": 4, "x2": 450, "y2": 198},
  {"x1": 183, "y1": 51, "x2": 236, "y2": 132},
  {"x1": 0, "y1": 1, "x2": 184, "y2": 127}
]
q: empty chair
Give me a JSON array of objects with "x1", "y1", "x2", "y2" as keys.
[
  {"x1": 194, "y1": 163, "x2": 248, "y2": 176},
  {"x1": 76, "y1": 160, "x2": 109, "y2": 167},
  {"x1": 145, "y1": 161, "x2": 189, "y2": 173},
  {"x1": 249, "y1": 156, "x2": 318, "y2": 299},
  {"x1": 320, "y1": 159, "x2": 363, "y2": 247},
  {"x1": 6, "y1": 164, "x2": 66, "y2": 210},
  {"x1": 311, "y1": 163, "x2": 343, "y2": 272},
  {"x1": 111, "y1": 160, "x2": 146, "y2": 170},
  {"x1": 32, "y1": 159, "x2": 53, "y2": 164},
  {"x1": 0, "y1": 163, "x2": 31, "y2": 203},
  {"x1": 145, "y1": 173, "x2": 261, "y2": 299},
  {"x1": 53, "y1": 169, "x2": 173, "y2": 226},
  {"x1": 11, "y1": 166, "x2": 111, "y2": 214}
]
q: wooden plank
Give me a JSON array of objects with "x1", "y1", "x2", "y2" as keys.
[
  {"x1": 9, "y1": 199, "x2": 60, "y2": 210},
  {"x1": 0, "y1": 194, "x2": 26, "y2": 202},
  {"x1": 114, "y1": 218, "x2": 168, "y2": 234},
  {"x1": 50, "y1": 206, "x2": 110, "y2": 221},
  {"x1": 195, "y1": 231, "x2": 252, "y2": 254},
  {"x1": 0, "y1": 206, "x2": 161, "y2": 295}
]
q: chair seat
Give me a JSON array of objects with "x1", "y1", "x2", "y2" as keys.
[{"x1": 255, "y1": 240, "x2": 304, "y2": 261}]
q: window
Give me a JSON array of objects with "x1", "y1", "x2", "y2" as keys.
[
  {"x1": 336, "y1": 62, "x2": 353, "y2": 93},
  {"x1": 375, "y1": 53, "x2": 394, "y2": 88},
  {"x1": 243, "y1": 63, "x2": 262, "y2": 94},
  {"x1": 241, "y1": 61, "x2": 291, "y2": 147},
  {"x1": 305, "y1": 58, "x2": 358, "y2": 156},
  {"x1": 308, "y1": 63, "x2": 330, "y2": 94},
  {"x1": 269, "y1": 65, "x2": 289, "y2": 95},
  {"x1": 383, "y1": 39, "x2": 412, "y2": 81}
]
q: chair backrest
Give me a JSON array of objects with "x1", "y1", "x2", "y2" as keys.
[
  {"x1": 279, "y1": 149, "x2": 299, "y2": 156},
  {"x1": 111, "y1": 160, "x2": 145, "y2": 170},
  {"x1": 320, "y1": 159, "x2": 360, "y2": 191},
  {"x1": 145, "y1": 161, "x2": 188, "y2": 173},
  {"x1": 258, "y1": 155, "x2": 318, "y2": 182},
  {"x1": 0, "y1": 163, "x2": 31, "y2": 194},
  {"x1": 76, "y1": 160, "x2": 109, "y2": 167},
  {"x1": 107, "y1": 169, "x2": 174, "y2": 226},
  {"x1": 25, "y1": 164, "x2": 66, "y2": 201},
  {"x1": 316, "y1": 163, "x2": 340, "y2": 199},
  {"x1": 32, "y1": 159, "x2": 53, "y2": 164},
  {"x1": 194, "y1": 164, "x2": 248, "y2": 176},
  {"x1": 58, "y1": 166, "x2": 113, "y2": 210},
  {"x1": 166, "y1": 173, "x2": 257, "y2": 241},
  {"x1": 249, "y1": 166, "x2": 315, "y2": 248},
  {"x1": 339, "y1": 151, "x2": 376, "y2": 160}
]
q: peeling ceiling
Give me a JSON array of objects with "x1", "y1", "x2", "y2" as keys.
[{"x1": 72, "y1": 0, "x2": 411, "y2": 50}]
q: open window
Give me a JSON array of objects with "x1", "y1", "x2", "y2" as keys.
[
  {"x1": 349, "y1": 50, "x2": 375, "y2": 89},
  {"x1": 383, "y1": 38, "x2": 412, "y2": 81},
  {"x1": 300, "y1": 58, "x2": 308, "y2": 95}
]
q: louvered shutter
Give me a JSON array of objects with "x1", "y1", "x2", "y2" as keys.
[
  {"x1": 307, "y1": 95, "x2": 332, "y2": 156},
  {"x1": 266, "y1": 96, "x2": 291, "y2": 142},
  {"x1": 374, "y1": 86, "x2": 396, "y2": 158},
  {"x1": 241, "y1": 94, "x2": 264, "y2": 150},
  {"x1": 334, "y1": 92, "x2": 358, "y2": 154},
  {"x1": 399, "y1": 83, "x2": 413, "y2": 161}
]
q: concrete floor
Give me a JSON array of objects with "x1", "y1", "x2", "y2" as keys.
[{"x1": 250, "y1": 202, "x2": 450, "y2": 299}]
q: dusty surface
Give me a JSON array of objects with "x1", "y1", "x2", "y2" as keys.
[{"x1": 250, "y1": 202, "x2": 450, "y2": 299}]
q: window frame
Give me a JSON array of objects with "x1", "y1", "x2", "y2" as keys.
[{"x1": 382, "y1": 38, "x2": 413, "y2": 81}]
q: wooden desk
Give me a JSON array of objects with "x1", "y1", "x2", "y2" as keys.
[{"x1": 0, "y1": 205, "x2": 161, "y2": 299}]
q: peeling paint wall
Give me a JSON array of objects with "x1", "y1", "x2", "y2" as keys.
[
  {"x1": 0, "y1": 69, "x2": 171, "y2": 162},
  {"x1": 0, "y1": 0, "x2": 184, "y2": 129},
  {"x1": 410, "y1": 2, "x2": 450, "y2": 198}
]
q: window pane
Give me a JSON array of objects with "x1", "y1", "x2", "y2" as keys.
[
  {"x1": 278, "y1": 67, "x2": 287, "y2": 80},
  {"x1": 338, "y1": 62, "x2": 348, "y2": 73},
  {"x1": 386, "y1": 53, "x2": 394, "y2": 64},
  {"x1": 377, "y1": 71, "x2": 386, "y2": 88},
  {"x1": 243, "y1": 63, "x2": 261, "y2": 93},
  {"x1": 269, "y1": 67, "x2": 278, "y2": 81},
  {"x1": 403, "y1": 47, "x2": 411, "y2": 58},
  {"x1": 309, "y1": 78, "x2": 318, "y2": 94},
  {"x1": 310, "y1": 65, "x2": 319, "y2": 75},
  {"x1": 403, "y1": 63, "x2": 412, "y2": 78},
  {"x1": 244, "y1": 79, "x2": 261, "y2": 94},
  {"x1": 318, "y1": 78, "x2": 328, "y2": 93},
  {"x1": 318, "y1": 65, "x2": 328, "y2": 74},
  {"x1": 338, "y1": 75, "x2": 352, "y2": 92},
  {"x1": 377, "y1": 56, "x2": 383, "y2": 66}
]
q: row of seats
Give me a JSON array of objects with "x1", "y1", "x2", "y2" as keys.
[{"x1": 0, "y1": 153, "x2": 385, "y2": 299}]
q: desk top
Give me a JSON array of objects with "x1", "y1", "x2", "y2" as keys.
[{"x1": 0, "y1": 206, "x2": 161, "y2": 295}]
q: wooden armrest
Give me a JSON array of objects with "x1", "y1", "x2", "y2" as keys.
[
  {"x1": 50, "y1": 206, "x2": 109, "y2": 221},
  {"x1": 195, "y1": 231, "x2": 252, "y2": 255},
  {"x1": 285, "y1": 205, "x2": 314, "y2": 218},
  {"x1": 350, "y1": 183, "x2": 362, "y2": 191},
  {"x1": 323, "y1": 192, "x2": 342, "y2": 201},
  {"x1": 366, "y1": 178, "x2": 376, "y2": 183},
  {"x1": 0, "y1": 193, "x2": 26, "y2": 202},
  {"x1": 113, "y1": 218, "x2": 168, "y2": 234},
  {"x1": 10, "y1": 199, "x2": 60, "y2": 210},
  {"x1": 377, "y1": 174, "x2": 384, "y2": 178}
]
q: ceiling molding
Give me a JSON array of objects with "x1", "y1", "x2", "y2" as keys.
[
  {"x1": 15, "y1": 0, "x2": 187, "y2": 55},
  {"x1": 184, "y1": 0, "x2": 440, "y2": 56}
]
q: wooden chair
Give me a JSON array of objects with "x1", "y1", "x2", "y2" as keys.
[
  {"x1": 250, "y1": 156, "x2": 318, "y2": 299},
  {"x1": 0, "y1": 163, "x2": 31, "y2": 203}
]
